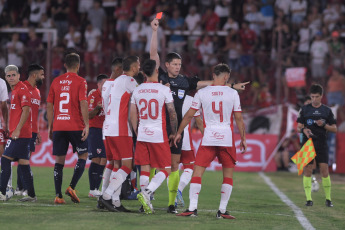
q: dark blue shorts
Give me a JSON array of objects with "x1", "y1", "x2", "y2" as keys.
[
  {"x1": 3, "y1": 138, "x2": 31, "y2": 161},
  {"x1": 52, "y1": 131, "x2": 88, "y2": 156},
  {"x1": 87, "y1": 127, "x2": 106, "y2": 160},
  {"x1": 29, "y1": 132, "x2": 37, "y2": 152}
]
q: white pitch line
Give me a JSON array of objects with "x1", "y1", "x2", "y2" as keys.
[{"x1": 259, "y1": 172, "x2": 315, "y2": 230}]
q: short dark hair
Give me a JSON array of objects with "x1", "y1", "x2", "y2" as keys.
[
  {"x1": 142, "y1": 59, "x2": 156, "y2": 77},
  {"x1": 27, "y1": 63, "x2": 44, "y2": 77},
  {"x1": 213, "y1": 63, "x2": 231, "y2": 76},
  {"x1": 165, "y1": 52, "x2": 182, "y2": 63},
  {"x1": 97, "y1": 74, "x2": 109, "y2": 83},
  {"x1": 134, "y1": 72, "x2": 145, "y2": 85},
  {"x1": 309, "y1": 84, "x2": 323, "y2": 95},
  {"x1": 111, "y1": 57, "x2": 123, "y2": 68},
  {"x1": 123, "y1": 56, "x2": 139, "y2": 71},
  {"x1": 64, "y1": 53, "x2": 80, "y2": 69}
]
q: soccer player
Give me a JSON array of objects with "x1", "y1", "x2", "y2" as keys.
[
  {"x1": 98, "y1": 56, "x2": 139, "y2": 212},
  {"x1": 87, "y1": 74, "x2": 108, "y2": 198},
  {"x1": 15, "y1": 64, "x2": 45, "y2": 197},
  {"x1": 47, "y1": 53, "x2": 89, "y2": 204},
  {"x1": 0, "y1": 65, "x2": 36, "y2": 202},
  {"x1": 130, "y1": 59, "x2": 177, "y2": 214},
  {"x1": 175, "y1": 95, "x2": 203, "y2": 207},
  {"x1": 0, "y1": 76, "x2": 9, "y2": 157},
  {"x1": 297, "y1": 84, "x2": 337, "y2": 207},
  {"x1": 174, "y1": 63, "x2": 247, "y2": 219},
  {"x1": 150, "y1": 18, "x2": 249, "y2": 213}
]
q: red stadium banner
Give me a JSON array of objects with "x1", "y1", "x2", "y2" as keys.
[
  {"x1": 30, "y1": 131, "x2": 278, "y2": 171},
  {"x1": 285, "y1": 67, "x2": 307, "y2": 87}
]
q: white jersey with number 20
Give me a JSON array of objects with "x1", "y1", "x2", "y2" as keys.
[{"x1": 191, "y1": 86, "x2": 241, "y2": 147}]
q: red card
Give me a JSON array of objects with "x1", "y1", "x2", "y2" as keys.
[{"x1": 156, "y1": 12, "x2": 163, "y2": 19}]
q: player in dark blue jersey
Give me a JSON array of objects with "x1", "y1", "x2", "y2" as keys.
[
  {"x1": 297, "y1": 84, "x2": 337, "y2": 207},
  {"x1": 150, "y1": 18, "x2": 249, "y2": 213}
]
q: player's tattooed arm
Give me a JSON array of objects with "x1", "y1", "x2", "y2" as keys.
[
  {"x1": 166, "y1": 102, "x2": 177, "y2": 135},
  {"x1": 130, "y1": 103, "x2": 138, "y2": 135},
  {"x1": 234, "y1": 112, "x2": 247, "y2": 153},
  {"x1": 174, "y1": 108, "x2": 197, "y2": 147},
  {"x1": 80, "y1": 100, "x2": 89, "y2": 141}
]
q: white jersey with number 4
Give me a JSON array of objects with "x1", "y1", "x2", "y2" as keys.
[
  {"x1": 0, "y1": 78, "x2": 9, "y2": 130},
  {"x1": 131, "y1": 82, "x2": 174, "y2": 143},
  {"x1": 191, "y1": 86, "x2": 241, "y2": 147},
  {"x1": 102, "y1": 75, "x2": 138, "y2": 137},
  {"x1": 182, "y1": 95, "x2": 200, "y2": 151}
]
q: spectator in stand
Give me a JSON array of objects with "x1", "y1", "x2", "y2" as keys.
[
  {"x1": 114, "y1": 0, "x2": 131, "y2": 49},
  {"x1": 297, "y1": 20, "x2": 311, "y2": 66},
  {"x1": 222, "y1": 17, "x2": 239, "y2": 32},
  {"x1": 184, "y1": 5, "x2": 201, "y2": 51},
  {"x1": 127, "y1": 15, "x2": 145, "y2": 56},
  {"x1": 39, "y1": 13, "x2": 55, "y2": 47},
  {"x1": 307, "y1": 5, "x2": 322, "y2": 37},
  {"x1": 257, "y1": 83, "x2": 273, "y2": 108},
  {"x1": 200, "y1": 0, "x2": 214, "y2": 14},
  {"x1": 289, "y1": 0, "x2": 307, "y2": 27},
  {"x1": 239, "y1": 20, "x2": 257, "y2": 81},
  {"x1": 310, "y1": 31, "x2": 329, "y2": 86},
  {"x1": 139, "y1": 0, "x2": 156, "y2": 18},
  {"x1": 275, "y1": 130, "x2": 300, "y2": 171},
  {"x1": 51, "y1": 45, "x2": 64, "y2": 78},
  {"x1": 198, "y1": 34, "x2": 218, "y2": 79},
  {"x1": 323, "y1": 3, "x2": 340, "y2": 33},
  {"x1": 102, "y1": 0, "x2": 117, "y2": 39},
  {"x1": 201, "y1": 8, "x2": 220, "y2": 32},
  {"x1": 214, "y1": 0, "x2": 231, "y2": 28},
  {"x1": 87, "y1": 0, "x2": 106, "y2": 32},
  {"x1": 84, "y1": 22, "x2": 101, "y2": 82},
  {"x1": 275, "y1": 0, "x2": 292, "y2": 16},
  {"x1": 272, "y1": 17, "x2": 292, "y2": 54},
  {"x1": 64, "y1": 25, "x2": 81, "y2": 50},
  {"x1": 29, "y1": 0, "x2": 47, "y2": 27},
  {"x1": 26, "y1": 28, "x2": 44, "y2": 64},
  {"x1": 334, "y1": 13, "x2": 345, "y2": 33},
  {"x1": 327, "y1": 67, "x2": 345, "y2": 106},
  {"x1": 244, "y1": 5, "x2": 264, "y2": 37},
  {"x1": 260, "y1": 0, "x2": 274, "y2": 30},
  {"x1": 223, "y1": 31, "x2": 241, "y2": 80},
  {"x1": 6, "y1": 33, "x2": 24, "y2": 70},
  {"x1": 167, "y1": 9, "x2": 185, "y2": 53},
  {"x1": 78, "y1": 0, "x2": 94, "y2": 22},
  {"x1": 51, "y1": 0, "x2": 69, "y2": 40},
  {"x1": 328, "y1": 30, "x2": 344, "y2": 68}
]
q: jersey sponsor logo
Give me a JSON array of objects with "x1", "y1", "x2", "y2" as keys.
[
  {"x1": 12, "y1": 95, "x2": 15, "y2": 100},
  {"x1": 61, "y1": 86, "x2": 70, "y2": 91},
  {"x1": 212, "y1": 91, "x2": 224, "y2": 96},
  {"x1": 178, "y1": 89, "x2": 185, "y2": 99},
  {"x1": 307, "y1": 119, "x2": 313, "y2": 125},
  {"x1": 211, "y1": 131, "x2": 225, "y2": 140},
  {"x1": 31, "y1": 98, "x2": 40, "y2": 105},
  {"x1": 97, "y1": 148, "x2": 102, "y2": 154},
  {"x1": 313, "y1": 110, "x2": 321, "y2": 115},
  {"x1": 76, "y1": 147, "x2": 87, "y2": 153},
  {"x1": 10, "y1": 104, "x2": 16, "y2": 109},
  {"x1": 59, "y1": 80, "x2": 72, "y2": 85},
  {"x1": 138, "y1": 89, "x2": 158, "y2": 94},
  {"x1": 192, "y1": 101, "x2": 198, "y2": 107},
  {"x1": 57, "y1": 114, "x2": 71, "y2": 120},
  {"x1": 144, "y1": 127, "x2": 154, "y2": 136}
]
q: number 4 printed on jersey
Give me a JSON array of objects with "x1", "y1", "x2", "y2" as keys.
[{"x1": 212, "y1": 101, "x2": 223, "y2": 122}]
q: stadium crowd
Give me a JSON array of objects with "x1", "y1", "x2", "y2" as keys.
[{"x1": 0, "y1": 0, "x2": 345, "y2": 123}]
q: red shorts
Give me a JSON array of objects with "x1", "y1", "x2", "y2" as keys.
[
  {"x1": 195, "y1": 145, "x2": 236, "y2": 168},
  {"x1": 0, "y1": 129, "x2": 5, "y2": 145},
  {"x1": 135, "y1": 141, "x2": 171, "y2": 169},
  {"x1": 180, "y1": 150, "x2": 195, "y2": 164},
  {"x1": 104, "y1": 136, "x2": 133, "y2": 161}
]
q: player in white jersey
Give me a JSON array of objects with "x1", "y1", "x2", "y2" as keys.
[
  {"x1": 98, "y1": 56, "x2": 139, "y2": 212},
  {"x1": 174, "y1": 63, "x2": 247, "y2": 219},
  {"x1": 175, "y1": 95, "x2": 203, "y2": 207},
  {"x1": 0, "y1": 77, "x2": 9, "y2": 157},
  {"x1": 130, "y1": 59, "x2": 177, "y2": 214}
]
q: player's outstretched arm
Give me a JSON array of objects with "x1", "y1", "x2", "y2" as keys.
[
  {"x1": 129, "y1": 103, "x2": 138, "y2": 136},
  {"x1": 174, "y1": 108, "x2": 197, "y2": 147},
  {"x1": 197, "y1": 81, "x2": 249, "y2": 91},
  {"x1": 47, "y1": 102, "x2": 54, "y2": 140},
  {"x1": 80, "y1": 100, "x2": 89, "y2": 141},
  {"x1": 12, "y1": 105, "x2": 30, "y2": 139},
  {"x1": 234, "y1": 112, "x2": 247, "y2": 153},
  {"x1": 150, "y1": 18, "x2": 160, "y2": 68},
  {"x1": 1, "y1": 101, "x2": 8, "y2": 135}
]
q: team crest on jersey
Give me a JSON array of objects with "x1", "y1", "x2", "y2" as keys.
[
  {"x1": 307, "y1": 119, "x2": 314, "y2": 125},
  {"x1": 144, "y1": 127, "x2": 154, "y2": 136},
  {"x1": 97, "y1": 149, "x2": 102, "y2": 154},
  {"x1": 90, "y1": 98, "x2": 94, "y2": 104},
  {"x1": 178, "y1": 89, "x2": 185, "y2": 99}
]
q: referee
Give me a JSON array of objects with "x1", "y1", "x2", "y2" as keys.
[{"x1": 297, "y1": 84, "x2": 337, "y2": 207}]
